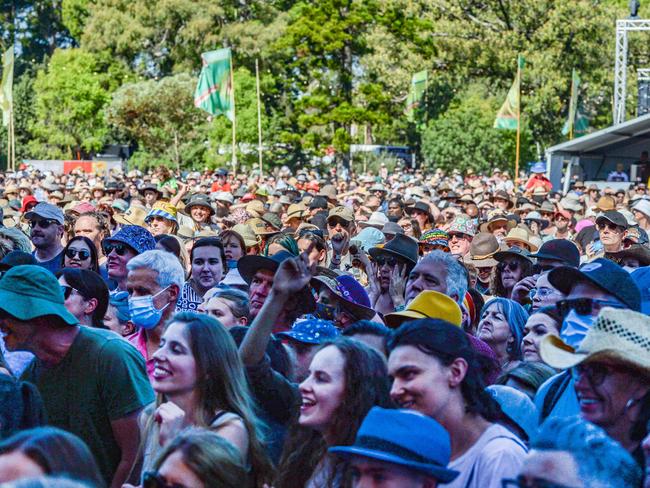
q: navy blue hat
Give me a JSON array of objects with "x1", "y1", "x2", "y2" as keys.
[
  {"x1": 529, "y1": 239, "x2": 580, "y2": 268},
  {"x1": 631, "y1": 266, "x2": 650, "y2": 315},
  {"x1": 549, "y1": 258, "x2": 641, "y2": 311},
  {"x1": 277, "y1": 316, "x2": 340, "y2": 344},
  {"x1": 237, "y1": 250, "x2": 295, "y2": 285},
  {"x1": 329, "y1": 407, "x2": 459, "y2": 482},
  {"x1": 102, "y1": 225, "x2": 156, "y2": 255}
]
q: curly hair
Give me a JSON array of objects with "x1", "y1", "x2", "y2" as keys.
[
  {"x1": 275, "y1": 338, "x2": 393, "y2": 488},
  {"x1": 489, "y1": 255, "x2": 534, "y2": 298}
]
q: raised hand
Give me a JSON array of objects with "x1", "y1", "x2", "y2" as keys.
[
  {"x1": 389, "y1": 264, "x2": 407, "y2": 309},
  {"x1": 366, "y1": 261, "x2": 381, "y2": 306},
  {"x1": 155, "y1": 401, "x2": 186, "y2": 447},
  {"x1": 271, "y1": 249, "x2": 316, "y2": 297},
  {"x1": 511, "y1": 275, "x2": 538, "y2": 305}
]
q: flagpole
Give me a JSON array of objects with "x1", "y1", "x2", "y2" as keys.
[
  {"x1": 255, "y1": 58, "x2": 263, "y2": 178},
  {"x1": 5, "y1": 111, "x2": 10, "y2": 171},
  {"x1": 515, "y1": 55, "x2": 522, "y2": 186},
  {"x1": 230, "y1": 53, "x2": 237, "y2": 175},
  {"x1": 10, "y1": 107, "x2": 15, "y2": 171},
  {"x1": 569, "y1": 70, "x2": 575, "y2": 140}
]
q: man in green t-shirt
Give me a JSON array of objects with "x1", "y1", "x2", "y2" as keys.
[{"x1": 0, "y1": 265, "x2": 154, "y2": 487}]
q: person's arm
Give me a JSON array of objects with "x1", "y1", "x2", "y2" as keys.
[
  {"x1": 169, "y1": 182, "x2": 189, "y2": 208},
  {"x1": 240, "y1": 252, "x2": 315, "y2": 366},
  {"x1": 109, "y1": 410, "x2": 143, "y2": 488}
]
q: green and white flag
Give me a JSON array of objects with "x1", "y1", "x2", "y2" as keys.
[
  {"x1": 405, "y1": 70, "x2": 428, "y2": 122},
  {"x1": 0, "y1": 47, "x2": 14, "y2": 127},
  {"x1": 561, "y1": 69, "x2": 589, "y2": 138},
  {"x1": 194, "y1": 48, "x2": 234, "y2": 121},
  {"x1": 494, "y1": 55, "x2": 524, "y2": 130}
]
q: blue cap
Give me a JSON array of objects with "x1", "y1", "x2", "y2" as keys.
[
  {"x1": 276, "y1": 316, "x2": 340, "y2": 344},
  {"x1": 487, "y1": 385, "x2": 538, "y2": 441},
  {"x1": 102, "y1": 225, "x2": 156, "y2": 255},
  {"x1": 631, "y1": 266, "x2": 650, "y2": 315},
  {"x1": 530, "y1": 162, "x2": 546, "y2": 174},
  {"x1": 548, "y1": 258, "x2": 641, "y2": 311},
  {"x1": 329, "y1": 407, "x2": 459, "y2": 483}
]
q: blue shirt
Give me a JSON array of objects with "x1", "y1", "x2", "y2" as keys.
[
  {"x1": 534, "y1": 372, "x2": 580, "y2": 424},
  {"x1": 32, "y1": 249, "x2": 64, "y2": 276}
]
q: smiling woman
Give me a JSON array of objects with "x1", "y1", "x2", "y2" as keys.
[{"x1": 275, "y1": 338, "x2": 392, "y2": 488}]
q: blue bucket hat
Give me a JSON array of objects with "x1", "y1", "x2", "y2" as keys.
[
  {"x1": 530, "y1": 162, "x2": 547, "y2": 174},
  {"x1": 102, "y1": 225, "x2": 156, "y2": 255},
  {"x1": 277, "y1": 316, "x2": 340, "y2": 344},
  {"x1": 329, "y1": 407, "x2": 459, "y2": 483},
  {"x1": 548, "y1": 258, "x2": 641, "y2": 311},
  {"x1": 487, "y1": 385, "x2": 538, "y2": 441}
]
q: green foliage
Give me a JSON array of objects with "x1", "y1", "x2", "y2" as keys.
[
  {"x1": 107, "y1": 72, "x2": 209, "y2": 169},
  {"x1": 421, "y1": 85, "x2": 534, "y2": 174},
  {"x1": 29, "y1": 48, "x2": 114, "y2": 159}
]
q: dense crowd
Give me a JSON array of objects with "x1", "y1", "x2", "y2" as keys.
[{"x1": 0, "y1": 160, "x2": 648, "y2": 488}]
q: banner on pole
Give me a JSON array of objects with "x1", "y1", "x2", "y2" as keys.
[
  {"x1": 562, "y1": 69, "x2": 590, "y2": 137},
  {"x1": 494, "y1": 55, "x2": 524, "y2": 130},
  {"x1": 0, "y1": 48, "x2": 14, "y2": 127},
  {"x1": 194, "y1": 48, "x2": 234, "y2": 122},
  {"x1": 405, "y1": 70, "x2": 428, "y2": 122}
]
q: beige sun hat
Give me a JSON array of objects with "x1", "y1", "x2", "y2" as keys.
[
  {"x1": 540, "y1": 307, "x2": 650, "y2": 375},
  {"x1": 231, "y1": 223, "x2": 262, "y2": 248},
  {"x1": 503, "y1": 227, "x2": 539, "y2": 252}
]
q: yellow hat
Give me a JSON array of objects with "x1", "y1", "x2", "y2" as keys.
[
  {"x1": 384, "y1": 290, "x2": 462, "y2": 329},
  {"x1": 145, "y1": 201, "x2": 177, "y2": 223}
]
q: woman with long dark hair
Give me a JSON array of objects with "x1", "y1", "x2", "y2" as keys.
[
  {"x1": 275, "y1": 337, "x2": 392, "y2": 488},
  {"x1": 387, "y1": 319, "x2": 527, "y2": 488},
  {"x1": 0, "y1": 426, "x2": 104, "y2": 486},
  {"x1": 176, "y1": 237, "x2": 227, "y2": 313},
  {"x1": 61, "y1": 236, "x2": 99, "y2": 273},
  {"x1": 58, "y1": 268, "x2": 109, "y2": 329},
  {"x1": 136, "y1": 312, "x2": 273, "y2": 487}
]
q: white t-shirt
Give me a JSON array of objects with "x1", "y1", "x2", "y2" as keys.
[{"x1": 443, "y1": 423, "x2": 527, "y2": 488}]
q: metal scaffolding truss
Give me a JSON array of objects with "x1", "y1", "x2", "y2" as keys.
[
  {"x1": 614, "y1": 19, "x2": 650, "y2": 125},
  {"x1": 639, "y1": 68, "x2": 650, "y2": 81}
]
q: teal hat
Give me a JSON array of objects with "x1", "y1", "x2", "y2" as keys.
[{"x1": 0, "y1": 265, "x2": 77, "y2": 325}]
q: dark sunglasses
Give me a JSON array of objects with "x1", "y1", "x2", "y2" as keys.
[
  {"x1": 60, "y1": 285, "x2": 78, "y2": 300},
  {"x1": 65, "y1": 248, "x2": 90, "y2": 260},
  {"x1": 327, "y1": 218, "x2": 350, "y2": 229},
  {"x1": 502, "y1": 477, "x2": 578, "y2": 488},
  {"x1": 556, "y1": 298, "x2": 624, "y2": 317},
  {"x1": 596, "y1": 221, "x2": 622, "y2": 232},
  {"x1": 497, "y1": 261, "x2": 519, "y2": 272},
  {"x1": 570, "y1": 362, "x2": 614, "y2": 387},
  {"x1": 374, "y1": 255, "x2": 400, "y2": 267},
  {"x1": 298, "y1": 228, "x2": 324, "y2": 239},
  {"x1": 143, "y1": 471, "x2": 186, "y2": 488},
  {"x1": 103, "y1": 242, "x2": 130, "y2": 256},
  {"x1": 29, "y1": 219, "x2": 59, "y2": 229}
]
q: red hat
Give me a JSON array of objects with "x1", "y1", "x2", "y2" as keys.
[{"x1": 20, "y1": 195, "x2": 38, "y2": 213}]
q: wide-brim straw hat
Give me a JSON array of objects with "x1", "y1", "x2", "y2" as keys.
[
  {"x1": 540, "y1": 307, "x2": 650, "y2": 376},
  {"x1": 114, "y1": 205, "x2": 148, "y2": 227},
  {"x1": 503, "y1": 227, "x2": 539, "y2": 252}
]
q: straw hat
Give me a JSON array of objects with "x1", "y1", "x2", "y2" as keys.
[
  {"x1": 246, "y1": 218, "x2": 279, "y2": 236},
  {"x1": 245, "y1": 200, "x2": 266, "y2": 218},
  {"x1": 114, "y1": 205, "x2": 148, "y2": 227},
  {"x1": 503, "y1": 227, "x2": 539, "y2": 252},
  {"x1": 479, "y1": 210, "x2": 516, "y2": 233},
  {"x1": 231, "y1": 224, "x2": 261, "y2": 248},
  {"x1": 286, "y1": 203, "x2": 309, "y2": 220},
  {"x1": 593, "y1": 196, "x2": 616, "y2": 213},
  {"x1": 540, "y1": 307, "x2": 650, "y2": 376}
]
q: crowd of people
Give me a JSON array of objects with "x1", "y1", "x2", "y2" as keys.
[{"x1": 0, "y1": 160, "x2": 648, "y2": 487}]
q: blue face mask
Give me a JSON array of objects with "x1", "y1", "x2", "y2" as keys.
[
  {"x1": 128, "y1": 286, "x2": 171, "y2": 330},
  {"x1": 560, "y1": 309, "x2": 595, "y2": 349}
]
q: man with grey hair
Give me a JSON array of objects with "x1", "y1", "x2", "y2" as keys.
[
  {"x1": 403, "y1": 250, "x2": 468, "y2": 305},
  {"x1": 126, "y1": 249, "x2": 184, "y2": 380}
]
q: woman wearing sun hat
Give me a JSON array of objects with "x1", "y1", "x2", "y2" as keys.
[
  {"x1": 145, "y1": 201, "x2": 178, "y2": 236},
  {"x1": 540, "y1": 307, "x2": 650, "y2": 468}
]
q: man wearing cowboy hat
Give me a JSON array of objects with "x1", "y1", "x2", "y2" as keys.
[
  {"x1": 283, "y1": 203, "x2": 310, "y2": 232},
  {"x1": 329, "y1": 407, "x2": 459, "y2": 488},
  {"x1": 541, "y1": 307, "x2": 650, "y2": 464},
  {"x1": 463, "y1": 232, "x2": 500, "y2": 294},
  {"x1": 480, "y1": 210, "x2": 515, "y2": 242},
  {"x1": 534, "y1": 258, "x2": 641, "y2": 423}
]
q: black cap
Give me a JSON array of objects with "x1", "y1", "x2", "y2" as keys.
[
  {"x1": 595, "y1": 210, "x2": 628, "y2": 229},
  {"x1": 529, "y1": 239, "x2": 580, "y2": 268},
  {"x1": 548, "y1": 258, "x2": 641, "y2": 311}
]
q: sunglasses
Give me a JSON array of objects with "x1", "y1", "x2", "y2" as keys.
[
  {"x1": 373, "y1": 255, "x2": 400, "y2": 267},
  {"x1": 29, "y1": 219, "x2": 59, "y2": 229},
  {"x1": 532, "y1": 263, "x2": 556, "y2": 274},
  {"x1": 502, "y1": 477, "x2": 578, "y2": 488},
  {"x1": 556, "y1": 298, "x2": 624, "y2": 317},
  {"x1": 327, "y1": 218, "x2": 350, "y2": 229},
  {"x1": 298, "y1": 228, "x2": 324, "y2": 239},
  {"x1": 60, "y1": 285, "x2": 79, "y2": 300},
  {"x1": 596, "y1": 222, "x2": 622, "y2": 232},
  {"x1": 143, "y1": 471, "x2": 186, "y2": 488},
  {"x1": 65, "y1": 248, "x2": 90, "y2": 260},
  {"x1": 497, "y1": 261, "x2": 519, "y2": 272},
  {"x1": 103, "y1": 242, "x2": 130, "y2": 256},
  {"x1": 570, "y1": 362, "x2": 617, "y2": 387}
]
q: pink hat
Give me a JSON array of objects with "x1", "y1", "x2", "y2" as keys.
[
  {"x1": 575, "y1": 219, "x2": 594, "y2": 234},
  {"x1": 72, "y1": 202, "x2": 96, "y2": 214}
]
